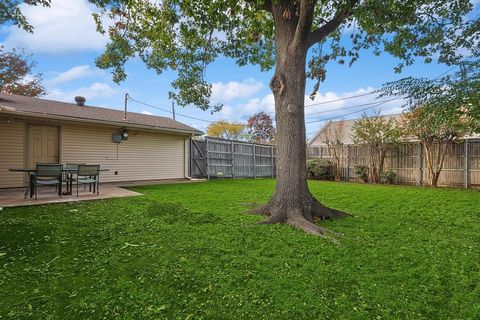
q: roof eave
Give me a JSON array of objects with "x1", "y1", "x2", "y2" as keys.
[{"x1": 0, "y1": 109, "x2": 204, "y2": 136}]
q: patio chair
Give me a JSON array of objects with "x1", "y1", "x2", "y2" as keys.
[
  {"x1": 32, "y1": 164, "x2": 63, "y2": 200},
  {"x1": 74, "y1": 165, "x2": 100, "y2": 196},
  {"x1": 64, "y1": 163, "x2": 85, "y2": 195}
]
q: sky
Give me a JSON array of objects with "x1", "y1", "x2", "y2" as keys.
[{"x1": 1, "y1": 0, "x2": 478, "y2": 139}]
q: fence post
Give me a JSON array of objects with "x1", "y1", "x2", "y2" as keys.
[
  {"x1": 465, "y1": 139, "x2": 470, "y2": 189},
  {"x1": 231, "y1": 140, "x2": 235, "y2": 179},
  {"x1": 253, "y1": 144, "x2": 257, "y2": 178},
  {"x1": 417, "y1": 142, "x2": 423, "y2": 185},
  {"x1": 206, "y1": 138, "x2": 210, "y2": 180},
  {"x1": 271, "y1": 144, "x2": 274, "y2": 178},
  {"x1": 346, "y1": 145, "x2": 351, "y2": 182}
]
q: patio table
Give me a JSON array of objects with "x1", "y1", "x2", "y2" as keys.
[{"x1": 9, "y1": 167, "x2": 109, "y2": 198}]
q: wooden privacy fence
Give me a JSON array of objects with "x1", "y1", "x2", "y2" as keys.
[
  {"x1": 307, "y1": 139, "x2": 480, "y2": 188},
  {"x1": 190, "y1": 137, "x2": 277, "y2": 179}
]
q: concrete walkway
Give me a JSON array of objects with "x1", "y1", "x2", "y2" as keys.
[{"x1": 0, "y1": 184, "x2": 141, "y2": 208}]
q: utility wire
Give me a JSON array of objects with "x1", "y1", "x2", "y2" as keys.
[
  {"x1": 304, "y1": 91, "x2": 377, "y2": 108},
  {"x1": 303, "y1": 64, "x2": 458, "y2": 109},
  {"x1": 305, "y1": 97, "x2": 403, "y2": 124},
  {"x1": 305, "y1": 97, "x2": 401, "y2": 116},
  {"x1": 128, "y1": 97, "x2": 215, "y2": 124},
  {"x1": 127, "y1": 65, "x2": 457, "y2": 125}
]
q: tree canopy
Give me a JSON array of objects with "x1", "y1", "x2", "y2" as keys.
[
  {"x1": 0, "y1": 46, "x2": 46, "y2": 97},
  {"x1": 0, "y1": 0, "x2": 51, "y2": 32},
  {"x1": 88, "y1": 0, "x2": 479, "y2": 110},
  {"x1": 351, "y1": 111, "x2": 402, "y2": 183},
  {"x1": 206, "y1": 120, "x2": 246, "y2": 140},
  {"x1": 247, "y1": 112, "x2": 276, "y2": 143}
]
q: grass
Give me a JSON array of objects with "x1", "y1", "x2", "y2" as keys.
[{"x1": 1, "y1": 179, "x2": 480, "y2": 319}]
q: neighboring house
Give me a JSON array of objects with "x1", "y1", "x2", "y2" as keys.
[
  {"x1": 0, "y1": 93, "x2": 202, "y2": 189},
  {"x1": 306, "y1": 113, "x2": 480, "y2": 188},
  {"x1": 308, "y1": 113, "x2": 479, "y2": 149},
  {"x1": 307, "y1": 114, "x2": 403, "y2": 149}
]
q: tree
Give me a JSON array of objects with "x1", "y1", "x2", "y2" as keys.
[
  {"x1": 0, "y1": 1, "x2": 51, "y2": 32},
  {"x1": 83, "y1": 0, "x2": 477, "y2": 237},
  {"x1": 247, "y1": 112, "x2": 276, "y2": 143},
  {"x1": 380, "y1": 62, "x2": 480, "y2": 187},
  {"x1": 0, "y1": 47, "x2": 46, "y2": 97},
  {"x1": 206, "y1": 121, "x2": 246, "y2": 140},
  {"x1": 403, "y1": 108, "x2": 472, "y2": 187},
  {"x1": 319, "y1": 120, "x2": 345, "y2": 181},
  {"x1": 351, "y1": 112, "x2": 402, "y2": 183},
  {"x1": 380, "y1": 60, "x2": 480, "y2": 126}
]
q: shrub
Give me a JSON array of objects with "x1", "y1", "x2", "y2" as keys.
[
  {"x1": 307, "y1": 159, "x2": 333, "y2": 180},
  {"x1": 380, "y1": 170, "x2": 396, "y2": 184},
  {"x1": 354, "y1": 165, "x2": 369, "y2": 183}
]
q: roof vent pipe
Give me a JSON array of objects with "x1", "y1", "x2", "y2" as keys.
[{"x1": 75, "y1": 96, "x2": 86, "y2": 106}]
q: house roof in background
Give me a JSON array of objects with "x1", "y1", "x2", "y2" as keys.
[
  {"x1": 308, "y1": 114, "x2": 402, "y2": 146},
  {"x1": 0, "y1": 93, "x2": 202, "y2": 135},
  {"x1": 308, "y1": 113, "x2": 480, "y2": 147}
]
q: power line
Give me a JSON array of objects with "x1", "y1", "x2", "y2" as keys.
[
  {"x1": 303, "y1": 65, "x2": 458, "y2": 109},
  {"x1": 128, "y1": 97, "x2": 215, "y2": 124},
  {"x1": 304, "y1": 91, "x2": 377, "y2": 108},
  {"x1": 305, "y1": 97, "x2": 402, "y2": 124},
  {"x1": 434, "y1": 65, "x2": 458, "y2": 79},
  {"x1": 305, "y1": 97, "x2": 401, "y2": 116},
  {"x1": 127, "y1": 65, "x2": 457, "y2": 126}
]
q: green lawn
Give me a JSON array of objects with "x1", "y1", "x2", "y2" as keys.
[{"x1": 1, "y1": 180, "x2": 479, "y2": 319}]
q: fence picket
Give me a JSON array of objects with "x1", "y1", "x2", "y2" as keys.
[{"x1": 307, "y1": 139, "x2": 479, "y2": 188}]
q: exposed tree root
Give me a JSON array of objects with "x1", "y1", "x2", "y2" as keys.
[
  {"x1": 287, "y1": 216, "x2": 340, "y2": 245},
  {"x1": 310, "y1": 199, "x2": 352, "y2": 220},
  {"x1": 250, "y1": 204, "x2": 271, "y2": 216},
  {"x1": 256, "y1": 214, "x2": 285, "y2": 224},
  {"x1": 250, "y1": 195, "x2": 351, "y2": 242}
]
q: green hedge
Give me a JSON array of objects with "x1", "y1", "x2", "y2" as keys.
[{"x1": 307, "y1": 159, "x2": 333, "y2": 181}]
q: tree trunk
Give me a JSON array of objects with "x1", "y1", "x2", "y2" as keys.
[
  {"x1": 252, "y1": 3, "x2": 349, "y2": 237},
  {"x1": 431, "y1": 171, "x2": 440, "y2": 187},
  {"x1": 333, "y1": 161, "x2": 341, "y2": 181}
]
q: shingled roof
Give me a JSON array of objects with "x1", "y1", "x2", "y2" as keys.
[
  {"x1": 308, "y1": 114, "x2": 402, "y2": 147},
  {"x1": 0, "y1": 93, "x2": 202, "y2": 135}
]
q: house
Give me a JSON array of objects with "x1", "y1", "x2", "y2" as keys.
[
  {"x1": 0, "y1": 93, "x2": 202, "y2": 189},
  {"x1": 307, "y1": 114, "x2": 402, "y2": 150}
]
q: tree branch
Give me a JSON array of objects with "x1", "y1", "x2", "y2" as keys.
[
  {"x1": 244, "y1": 0, "x2": 272, "y2": 13},
  {"x1": 306, "y1": 0, "x2": 358, "y2": 49},
  {"x1": 291, "y1": 0, "x2": 316, "y2": 49}
]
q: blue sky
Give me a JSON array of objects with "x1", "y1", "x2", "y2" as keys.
[{"x1": 1, "y1": 0, "x2": 478, "y2": 138}]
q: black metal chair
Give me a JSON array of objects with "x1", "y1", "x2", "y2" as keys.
[
  {"x1": 75, "y1": 165, "x2": 100, "y2": 196},
  {"x1": 32, "y1": 164, "x2": 63, "y2": 200}
]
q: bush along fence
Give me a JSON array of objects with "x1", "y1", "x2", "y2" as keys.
[
  {"x1": 190, "y1": 137, "x2": 276, "y2": 179},
  {"x1": 307, "y1": 139, "x2": 480, "y2": 189}
]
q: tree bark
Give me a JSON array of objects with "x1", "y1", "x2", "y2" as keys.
[
  {"x1": 431, "y1": 172, "x2": 439, "y2": 187},
  {"x1": 252, "y1": 1, "x2": 350, "y2": 237}
]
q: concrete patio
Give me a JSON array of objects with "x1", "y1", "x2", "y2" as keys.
[{"x1": 0, "y1": 184, "x2": 142, "y2": 208}]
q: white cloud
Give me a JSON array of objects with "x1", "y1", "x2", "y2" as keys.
[
  {"x1": 46, "y1": 82, "x2": 117, "y2": 103},
  {"x1": 211, "y1": 78, "x2": 264, "y2": 102},
  {"x1": 1, "y1": 0, "x2": 109, "y2": 53},
  {"x1": 141, "y1": 110, "x2": 153, "y2": 115},
  {"x1": 46, "y1": 65, "x2": 104, "y2": 85},
  {"x1": 239, "y1": 93, "x2": 275, "y2": 115}
]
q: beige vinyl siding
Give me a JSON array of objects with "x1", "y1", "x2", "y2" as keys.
[
  {"x1": 61, "y1": 124, "x2": 186, "y2": 182},
  {"x1": 0, "y1": 121, "x2": 26, "y2": 188}
]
